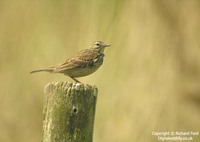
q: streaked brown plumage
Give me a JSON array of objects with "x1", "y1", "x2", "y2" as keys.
[{"x1": 30, "y1": 41, "x2": 110, "y2": 82}]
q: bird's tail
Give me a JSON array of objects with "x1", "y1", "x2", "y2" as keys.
[{"x1": 30, "y1": 68, "x2": 54, "y2": 74}]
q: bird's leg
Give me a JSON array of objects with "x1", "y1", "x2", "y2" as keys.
[{"x1": 70, "y1": 77, "x2": 81, "y2": 83}]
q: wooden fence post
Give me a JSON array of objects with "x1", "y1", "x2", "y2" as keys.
[{"x1": 42, "y1": 82, "x2": 98, "y2": 142}]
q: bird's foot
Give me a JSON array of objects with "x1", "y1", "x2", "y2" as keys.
[{"x1": 71, "y1": 77, "x2": 82, "y2": 83}]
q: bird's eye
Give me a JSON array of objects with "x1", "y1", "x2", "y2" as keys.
[{"x1": 96, "y1": 43, "x2": 100, "y2": 46}]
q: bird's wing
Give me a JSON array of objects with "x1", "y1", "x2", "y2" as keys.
[{"x1": 52, "y1": 49, "x2": 98, "y2": 73}]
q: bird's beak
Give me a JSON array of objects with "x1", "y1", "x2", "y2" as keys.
[{"x1": 105, "y1": 44, "x2": 111, "y2": 47}]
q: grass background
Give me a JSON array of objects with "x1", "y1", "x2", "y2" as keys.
[{"x1": 0, "y1": 0, "x2": 200, "y2": 142}]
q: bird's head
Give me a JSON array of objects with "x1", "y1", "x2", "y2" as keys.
[{"x1": 91, "y1": 41, "x2": 110, "y2": 52}]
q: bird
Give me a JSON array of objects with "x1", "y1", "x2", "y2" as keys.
[{"x1": 30, "y1": 41, "x2": 110, "y2": 82}]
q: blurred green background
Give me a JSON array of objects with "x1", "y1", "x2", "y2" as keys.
[{"x1": 1, "y1": 0, "x2": 200, "y2": 142}]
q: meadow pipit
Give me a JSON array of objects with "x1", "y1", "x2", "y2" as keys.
[{"x1": 30, "y1": 41, "x2": 110, "y2": 82}]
